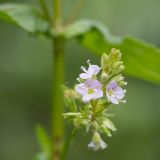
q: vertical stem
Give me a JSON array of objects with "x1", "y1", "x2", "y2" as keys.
[
  {"x1": 53, "y1": 0, "x2": 61, "y2": 28},
  {"x1": 52, "y1": 0, "x2": 64, "y2": 160},
  {"x1": 52, "y1": 36, "x2": 64, "y2": 160}
]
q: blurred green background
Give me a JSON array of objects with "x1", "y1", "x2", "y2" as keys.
[{"x1": 0, "y1": 0, "x2": 160, "y2": 160}]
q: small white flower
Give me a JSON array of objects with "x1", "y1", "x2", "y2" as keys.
[
  {"x1": 79, "y1": 60, "x2": 101, "y2": 79},
  {"x1": 88, "y1": 132, "x2": 107, "y2": 151},
  {"x1": 75, "y1": 79, "x2": 103, "y2": 103},
  {"x1": 106, "y1": 80, "x2": 126, "y2": 104}
]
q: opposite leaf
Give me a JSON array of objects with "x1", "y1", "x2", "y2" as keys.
[
  {"x1": 63, "y1": 19, "x2": 160, "y2": 85},
  {"x1": 0, "y1": 3, "x2": 49, "y2": 34}
]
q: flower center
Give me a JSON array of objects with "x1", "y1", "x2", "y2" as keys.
[
  {"x1": 108, "y1": 89, "x2": 113, "y2": 95},
  {"x1": 88, "y1": 88, "x2": 94, "y2": 94}
]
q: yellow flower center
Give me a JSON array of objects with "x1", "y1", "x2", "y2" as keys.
[
  {"x1": 108, "y1": 89, "x2": 113, "y2": 95},
  {"x1": 88, "y1": 88, "x2": 94, "y2": 94}
]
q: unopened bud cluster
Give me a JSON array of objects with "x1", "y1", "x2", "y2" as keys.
[{"x1": 63, "y1": 49, "x2": 127, "y2": 151}]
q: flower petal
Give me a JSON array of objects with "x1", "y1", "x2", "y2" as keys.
[
  {"x1": 107, "y1": 80, "x2": 117, "y2": 90},
  {"x1": 82, "y1": 94, "x2": 92, "y2": 102},
  {"x1": 100, "y1": 140, "x2": 107, "y2": 150},
  {"x1": 114, "y1": 87, "x2": 125, "y2": 99},
  {"x1": 79, "y1": 73, "x2": 92, "y2": 79},
  {"x1": 75, "y1": 83, "x2": 87, "y2": 95},
  {"x1": 88, "y1": 142, "x2": 98, "y2": 151},
  {"x1": 88, "y1": 65, "x2": 101, "y2": 75},
  {"x1": 86, "y1": 79, "x2": 102, "y2": 89},
  {"x1": 92, "y1": 90, "x2": 103, "y2": 99},
  {"x1": 106, "y1": 91, "x2": 119, "y2": 104}
]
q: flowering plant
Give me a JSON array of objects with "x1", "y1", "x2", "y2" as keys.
[
  {"x1": 63, "y1": 48, "x2": 127, "y2": 151},
  {"x1": 0, "y1": 0, "x2": 159, "y2": 159}
]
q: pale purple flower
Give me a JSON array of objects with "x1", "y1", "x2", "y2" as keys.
[
  {"x1": 106, "y1": 80, "x2": 126, "y2": 104},
  {"x1": 88, "y1": 132, "x2": 107, "y2": 151},
  {"x1": 75, "y1": 79, "x2": 103, "y2": 103},
  {"x1": 79, "y1": 60, "x2": 101, "y2": 79}
]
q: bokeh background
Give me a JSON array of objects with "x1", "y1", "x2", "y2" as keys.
[{"x1": 0, "y1": 0, "x2": 160, "y2": 160}]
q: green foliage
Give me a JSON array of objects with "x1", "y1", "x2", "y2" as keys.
[
  {"x1": 63, "y1": 19, "x2": 160, "y2": 85},
  {"x1": 35, "y1": 125, "x2": 51, "y2": 160},
  {"x1": 0, "y1": 3, "x2": 49, "y2": 34}
]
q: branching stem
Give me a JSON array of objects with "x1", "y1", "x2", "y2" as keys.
[{"x1": 39, "y1": 0, "x2": 51, "y2": 22}]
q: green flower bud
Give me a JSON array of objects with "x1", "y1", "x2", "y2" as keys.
[
  {"x1": 102, "y1": 119, "x2": 116, "y2": 132},
  {"x1": 112, "y1": 61, "x2": 123, "y2": 69},
  {"x1": 101, "y1": 53, "x2": 109, "y2": 71},
  {"x1": 101, "y1": 71, "x2": 108, "y2": 82},
  {"x1": 91, "y1": 121, "x2": 100, "y2": 130},
  {"x1": 73, "y1": 117, "x2": 83, "y2": 128},
  {"x1": 119, "y1": 81, "x2": 128, "y2": 86},
  {"x1": 111, "y1": 74, "x2": 124, "y2": 83},
  {"x1": 73, "y1": 116, "x2": 90, "y2": 129},
  {"x1": 110, "y1": 48, "x2": 122, "y2": 61}
]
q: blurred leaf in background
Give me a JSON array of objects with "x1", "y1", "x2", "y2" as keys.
[{"x1": 0, "y1": 3, "x2": 49, "y2": 34}]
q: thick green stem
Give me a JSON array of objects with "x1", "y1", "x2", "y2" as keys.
[
  {"x1": 52, "y1": 36, "x2": 64, "y2": 160},
  {"x1": 52, "y1": 0, "x2": 64, "y2": 160}
]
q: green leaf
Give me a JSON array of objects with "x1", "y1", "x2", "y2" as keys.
[
  {"x1": 0, "y1": 3, "x2": 49, "y2": 34},
  {"x1": 36, "y1": 125, "x2": 51, "y2": 156},
  {"x1": 63, "y1": 20, "x2": 160, "y2": 85},
  {"x1": 34, "y1": 153, "x2": 49, "y2": 160}
]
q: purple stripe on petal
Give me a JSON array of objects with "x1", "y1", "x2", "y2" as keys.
[{"x1": 107, "y1": 80, "x2": 117, "y2": 90}]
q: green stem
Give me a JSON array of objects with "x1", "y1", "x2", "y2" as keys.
[
  {"x1": 52, "y1": 0, "x2": 64, "y2": 160},
  {"x1": 53, "y1": 0, "x2": 61, "y2": 28},
  {"x1": 61, "y1": 129, "x2": 77, "y2": 160},
  {"x1": 66, "y1": 0, "x2": 85, "y2": 24},
  {"x1": 91, "y1": 100, "x2": 98, "y2": 121},
  {"x1": 52, "y1": 36, "x2": 64, "y2": 160},
  {"x1": 39, "y1": 0, "x2": 50, "y2": 21}
]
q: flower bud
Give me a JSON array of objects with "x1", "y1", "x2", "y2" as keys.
[
  {"x1": 101, "y1": 53, "x2": 109, "y2": 70},
  {"x1": 73, "y1": 117, "x2": 82, "y2": 128},
  {"x1": 101, "y1": 71, "x2": 108, "y2": 82},
  {"x1": 112, "y1": 61, "x2": 123, "y2": 69},
  {"x1": 119, "y1": 81, "x2": 128, "y2": 86},
  {"x1": 110, "y1": 48, "x2": 122, "y2": 61},
  {"x1": 102, "y1": 119, "x2": 116, "y2": 132},
  {"x1": 111, "y1": 74, "x2": 124, "y2": 83}
]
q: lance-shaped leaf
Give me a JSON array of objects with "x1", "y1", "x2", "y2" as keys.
[
  {"x1": 0, "y1": 3, "x2": 49, "y2": 34},
  {"x1": 63, "y1": 20, "x2": 160, "y2": 85},
  {"x1": 36, "y1": 125, "x2": 51, "y2": 157}
]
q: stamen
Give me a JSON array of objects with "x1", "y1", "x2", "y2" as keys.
[
  {"x1": 77, "y1": 77, "x2": 81, "y2": 82},
  {"x1": 87, "y1": 59, "x2": 91, "y2": 66},
  {"x1": 121, "y1": 100, "x2": 126, "y2": 103},
  {"x1": 81, "y1": 66, "x2": 87, "y2": 72}
]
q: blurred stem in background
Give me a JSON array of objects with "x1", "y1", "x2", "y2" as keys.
[
  {"x1": 66, "y1": 0, "x2": 85, "y2": 23},
  {"x1": 52, "y1": 0, "x2": 64, "y2": 160}
]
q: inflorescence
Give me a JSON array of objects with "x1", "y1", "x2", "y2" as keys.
[{"x1": 63, "y1": 48, "x2": 127, "y2": 151}]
